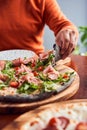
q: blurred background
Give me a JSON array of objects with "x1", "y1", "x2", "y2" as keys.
[{"x1": 43, "y1": 0, "x2": 87, "y2": 55}]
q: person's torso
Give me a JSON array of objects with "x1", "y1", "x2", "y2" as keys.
[{"x1": 0, "y1": 0, "x2": 45, "y2": 54}]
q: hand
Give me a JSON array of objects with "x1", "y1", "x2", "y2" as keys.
[{"x1": 55, "y1": 29, "x2": 78, "y2": 59}]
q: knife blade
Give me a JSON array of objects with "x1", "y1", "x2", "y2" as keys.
[
  {"x1": 51, "y1": 43, "x2": 61, "y2": 67},
  {"x1": 53, "y1": 43, "x2": 61, "y2": 61}
]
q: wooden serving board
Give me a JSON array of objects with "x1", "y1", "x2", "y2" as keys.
[{"x1": 0, "y1": 65, "x2": 80, "y2": 114}]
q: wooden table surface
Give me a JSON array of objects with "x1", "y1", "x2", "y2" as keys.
[
  {"x1": 70, "y1": 55, "x2": 87, "y2": 99},
  {"x1": 0, "y1": 54, "x2": 87, "y2": 130}
]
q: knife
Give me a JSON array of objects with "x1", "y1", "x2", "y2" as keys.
[
  {"x1": 53, "y1": 44, "x2": 71, "y2": 66},
  {"x1": 52, "y1": 44, "x2": 61, "y2": 66}
]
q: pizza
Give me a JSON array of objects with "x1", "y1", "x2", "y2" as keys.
[
  {"x1": 16, "y1": 100, "x2": 87, "y2": 130},
  {"x1": 0, "y1": 51, "x2": 75, "y2": 103}
]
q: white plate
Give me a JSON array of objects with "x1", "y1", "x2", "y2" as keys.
[{"x1": 0, "y1": 49, "x2": 36, "y2": 60}]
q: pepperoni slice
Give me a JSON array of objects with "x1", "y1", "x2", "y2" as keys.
[
  {"x1": 43, "y1": 116, "x2": 70, "y2": 130},
  {"x1": 75, "y1": 122, "x2": 87, "y2": 130}
]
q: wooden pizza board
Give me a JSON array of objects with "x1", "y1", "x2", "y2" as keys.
[{"x1": 0, "y1": 65, "x2": 80, "y2": 114}]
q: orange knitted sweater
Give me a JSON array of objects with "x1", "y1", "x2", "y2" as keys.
[{"x1": 0, "y1": 0, "x2": 78, "y2": 54}]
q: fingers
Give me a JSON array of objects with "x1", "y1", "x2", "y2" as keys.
[
  {"x1": 70, "y1": 30, "x2": 77, "y2": 48},
  {"x1": 61, "y1": 43, "x2": 74, "y2": 59},
  {"x1": 55, "y1": 29, "x2": 78, "y2": 59}
]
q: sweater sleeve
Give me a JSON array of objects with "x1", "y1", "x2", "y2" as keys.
[{"x1": 44, "y1": 0, "x2": 78, "y2": 37}]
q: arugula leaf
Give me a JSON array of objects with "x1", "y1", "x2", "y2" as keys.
[
  {"x1": 35, "y1": 53, "x2": 55, "y2": 69},
  {"x1": 5, "y1": 61, "x2": 13, "y2": 69},
  {"x1": 35, "y1": 59, "x2": 43, "y2": 68},
  {"x1": 52, "y1": 72, "x2": 75, "y2": 84},
  {"x1": 2, "y1": 69, "x2": 15, "y2": 79},
  {"x1": 42, "y1": 81, "x2": 57, "y2": 92},
  {"x1": 0, "y1": 83, "x2": 7, "y2": 89},
  {"x1": 17, "y1": 82, "x2": 39, "y2": 94},
  {"x1": 1, "y1": 61, "x2": 15, "y2": 80}
]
